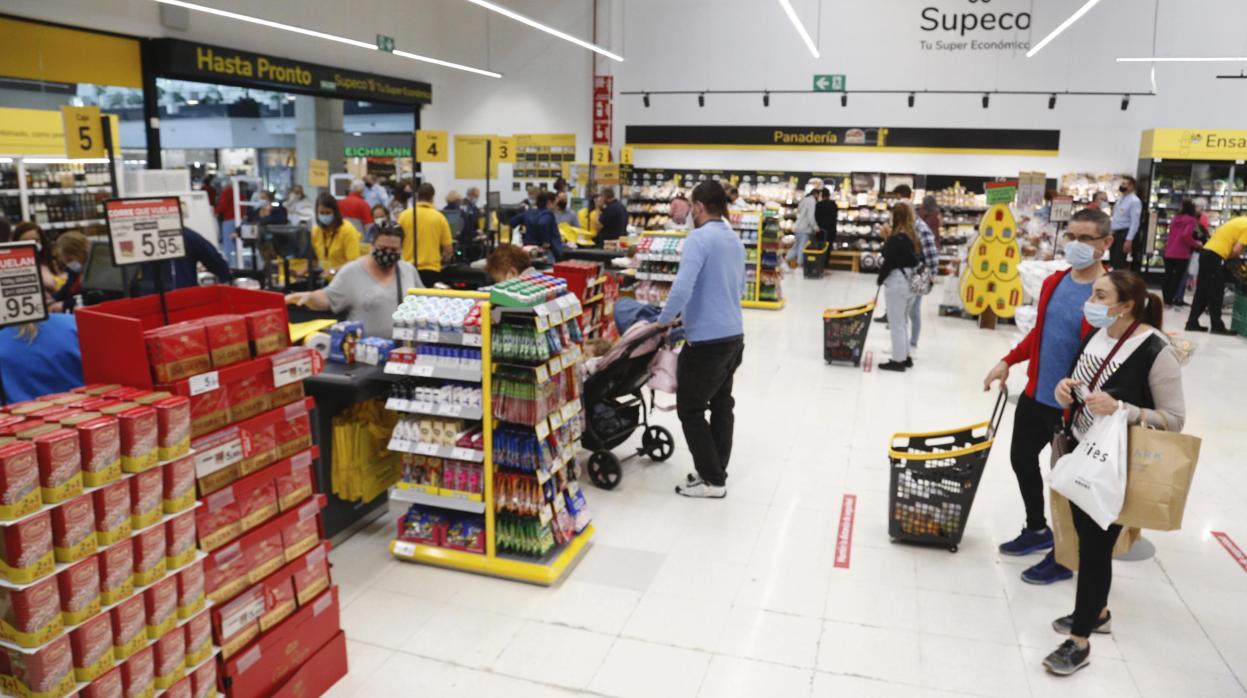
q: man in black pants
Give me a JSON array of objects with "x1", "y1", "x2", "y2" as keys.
[{"x1": 657, "y1": 181, "x2": 746, "y2": 498}]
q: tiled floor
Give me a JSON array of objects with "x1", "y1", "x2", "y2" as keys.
[{"x1": 326, "y1": 270, "x2": 1247, "y2": 697}]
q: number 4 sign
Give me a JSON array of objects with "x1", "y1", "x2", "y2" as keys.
[
  {"x1": 0, "y1": 242, "x2": 49, "y2": 329},
  {"x1": 105, "y1": 197, "x2": 187, "y2": 266}
]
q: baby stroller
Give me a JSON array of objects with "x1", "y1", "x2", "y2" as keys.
[{"x1": 582, "y1": 321, "x2": 678, "y2": 490}]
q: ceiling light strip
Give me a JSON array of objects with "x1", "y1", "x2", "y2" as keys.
[
  {"x1": 1025, "y1": 0, "x2": 1102, "y2": 58},
  {"x1": 152, "y1": 0, "x2": 500, "y2": 77},
  {"x1": 778, "y1": 0, "x2": 820, "y2": 58},
  {"x1": 462, "y1": 0, "x2": 622, "y2": 62}
]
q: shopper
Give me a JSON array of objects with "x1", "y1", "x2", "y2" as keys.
[
  {"x1": 666, "y1": 195, "x2": 692, "y2": 232},
  {"x1": 50, "y1": 232, "x2": 88, "y2": 312},
  {"x1": 726, "y1": 186, "x2": 743, "y2": 208},
  {"x1": 461, "y1": 187, "x2": 483, "y2": 243},
  {"x1": 398, "y1": 183, "x2": 453, "y2": 287},
  {"x1": 285, "y1": 222, "x2": 421, "y2": 339},
  {"x1": 200, "y1": 174, "x2": 218, "y2": 207},
  {"x1": 553, "y1": 177, "x2": 568, "y2": 194},
  {"x1": 285, "y1": 185, "x2": 314, "y2": 227},
  {"x1": 371, "y1": 204, "x2": 392, "y2": 229},
  {"x1": 984, "y1": 208, "x2": 1113, "y2": 584},
  {"x1": 917, "y1": 195, "x2": 941, "y2": 246},
  {"x1": 0, "y1": 315, "x2": 82, "y2": 404},
  {"x1": 390, "y1": 179, "x2": 414, "y2": 220},
  {"x1": 312, "y1": 193, "x2": 362, "y2": 276},
  {"x1": 1186, "y1": 215, "x2": 1247, "y2": 334},
  {"x1": 1162, "y1": 199, "x2": 1203, "y2": 307},
  {"x1": 581, "y1": 193, "x2": 602, "y2": 238},
  {"x1": 214, "y1": 179, "x2": 238, "y2": 266},
  {"x1": 1085, "y1": 191, "x2": 1108, "y2": 212},
  {"x1": 13, "y1": 222, "x2": 61, "y2": 300},
  {"x1": 363, "y1": 175, "x2": 390, "y2": 210},
  {"x1": 816, "y1": 187, "x2": 839, "y2": 248},
  {"x1": 658, "y1": 180, "x2": 745, "y2": 499},
  {"x1": 508, "y1": 191, "x2": 562, "y2": 262},
  {"x1": 554, "y1": 192, "x2": 579, "y2": 227},
  {"x1": 249, "y1": 190, "x2": 288, "y2": 227},
  {"x1": 485, "y1": 244, "x2": 537, "y2": 282},
  {"x1": 876, "y1": 204, "x2": 921, "y2": 372},
  {"x1": 1109, "y1": 176, "x2": 1142, "y2": 270},
  {"x1": 595, "y1": 187, "x2": 628, "y2": 248},
  {"x1": 788, "y1": 178, "x2": 822, "y2": 269},
  {"x1": 908, "y1": 210, "x2": 939, "y2": 353},
  {"x1": 339, "y1": 179, "x2": 375, "y2": 230},
  {"x1": 134, "y1": 226, "x2": 231, "y2": 295},
  {"x1": 1044, "y1": 270, "x2": 1184, "y2": 677}
]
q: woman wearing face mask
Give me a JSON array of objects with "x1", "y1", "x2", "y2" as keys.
[
  {"x1": 13, "y1": 222, "x2": 62, "y2": 299},
  {"x1": 311, "y1": 193, "x2": 361, "y2": 276},
  {"x1": 1161, "y1": 199, "x2": 1203, "y2": 308},
  {"x1": 285, "y1": 185, "x2": 313, "y2": 227},
  {"x1": 284, "y1": 222, "x2": 422, "y2": 339},
  {"x1": 50, "y1": 232, "x2": 88, "y2": 312},
  {"x1": 1044, "y1": 270, "x2": 1185, "y2": 677}
]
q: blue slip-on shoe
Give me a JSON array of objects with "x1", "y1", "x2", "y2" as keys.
[
  {"x1": 1022, "y1": 551, "x2": 1073, "y2": 585},
  {"x1": 999, "y1": 527, "x2": 1054, "y2": 556}
]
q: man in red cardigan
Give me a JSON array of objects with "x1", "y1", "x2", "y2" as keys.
[{"x1": 984, "y1": 208, "x2": 1113, "y2": 584}]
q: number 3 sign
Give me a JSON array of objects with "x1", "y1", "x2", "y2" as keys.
[{"x1": 105, "y1": 197, "x2": 187, "y2": 267}]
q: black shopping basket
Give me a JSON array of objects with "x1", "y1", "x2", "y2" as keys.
[
  {"x1": 887, "y1": 388, "x2": 1008, "y2": 552},
  {"x1": 803, "y1": 242, "x2": 830, "y2": 278},
  {"x1": 822, "y1": 292, "x2": 877, "y2": 365}
]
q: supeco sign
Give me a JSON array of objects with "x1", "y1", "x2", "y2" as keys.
[{"x1": 918, "y1": 0, "x2": 1033, "y2": 53}]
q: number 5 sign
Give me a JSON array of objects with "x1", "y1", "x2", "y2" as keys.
[
  {"x1": 105, "y1": 197, "x2": 187, "y2": 266},
  {"x1": 0, "y1": 242, "x2": 48, "y2": 329}
]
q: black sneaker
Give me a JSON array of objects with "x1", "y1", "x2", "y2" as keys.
[
  {"x1": 874, "y1": 316, "x2": 888, "y2": 324},
  {"x1": 903, "y1": 357, "x2": 913, "y2": 368},
  {"x1": 1052, "y1": 611, "x2": 1112, "y2": 636},
  {"x1": 878, "y1": 360, "x2": 907, "y2": 372},
  {"x1": 1043, "y1": 639, "x2": 1090, "y2": 676},
  {"x1": 1211, "y1": 326, "x2": 1237, "y2": 336},
  {"x1": 1186, "y1": 324, "x2": 1209, "y2": 333}
]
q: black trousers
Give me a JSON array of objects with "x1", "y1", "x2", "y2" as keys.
[
  {"x1": 1109, "y1": 229, "x2": 1139, "y2": 270},
  {"x1": 1010, "y1": 393, "x2": 1065, "y2": 531},
  {"x1": 1187, "y1": 249, "x2": 1228, "y2": 330},
  {"x1": 676, "y1": 337, "x2": 744, "y2": 487},
  {"x1": 1162, "y1": 258, "x2": 1190, "y2": 305},
  {"x1": 1070, "y1": 501, "x2": 1123, "y2": 637},
  {"x1": 418, "y1": 269, "x2": 442, "y2": 287}
]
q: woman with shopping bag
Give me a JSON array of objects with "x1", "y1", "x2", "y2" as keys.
[{"x1": 1043, "y1": 270, "x2": 1186, "y2": 677}]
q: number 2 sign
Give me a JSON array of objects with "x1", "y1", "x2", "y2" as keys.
[
  {"x1": 0, "y1": 242, "x2": 48, "y2": 329},
  {"x1": 105, "y1": 197, "x2": 187, "y2": 267}
]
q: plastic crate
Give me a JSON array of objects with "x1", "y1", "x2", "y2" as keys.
[
  {"x1": 803, "y1": 243, "x2": 829, "y2": 278},
  {"x1": 822, "y1": 297, "x2": 876, "y2": 365},
  {"x1": 887, "y1": 390, "x2": 1007, "y2": 552}
]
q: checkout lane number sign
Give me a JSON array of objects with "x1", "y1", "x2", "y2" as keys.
[
  {"x1": 0, "y1": 242, "x2": 48, "y2": 329},
  {"x1": 105, "y1": 197, "x2": 187, "y2": 266}
]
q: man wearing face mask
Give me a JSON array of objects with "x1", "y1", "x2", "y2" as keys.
[
  {"x1": 553, "y1": 192, "x2": 579, "y2": 227},
  {"x1": 984, "y1": 208, "x2": 1113, "y2": 585},
  {"x1": 284, "y1": 222, "x2": 421, "y2": 339},
  {"x1": 1109, "y1": 177, "x2": 1142, "y2": 270}
]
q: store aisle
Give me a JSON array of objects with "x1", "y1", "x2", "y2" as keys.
[{"x1": 327, "y1": 271, "x2": 1247, "y2": 698}]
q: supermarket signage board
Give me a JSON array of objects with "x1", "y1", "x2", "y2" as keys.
[
  {"x1": 1051, "y1": 196, "x2": 1074, "y2": 222},
  {"x1": 813, "y1": 74, "x2": 846, "y2": 92},
  {"x1": 307, "y1": 159, "x2": 329, "y2": 187},
  {"x1": 415, "y1": 130, "x2": 448, "y2": 163},
  {"x1": 61, "y1": 105, "x2": 105, "y2": 159},
  {"x1": 454, "y1": 135, "x2": 499, "y2": 179},
  {"x1": 626, "y1": 125, "x2": 1060, "y2": 156},
  {"x1": 105, "y1": 197, "x2": 187, "y2": 267},
  {"x1": 0, "y1": 242, "x2": 48, "y2": 329},
  {"x1": 1139, "y1": 128, "x2": 1247, "y2": 161},
  {"x1": 0, "y1": 107, "x2": 120, "y2": 157},
  {"x1": 985, "y1": 181, "x2": 1018, "y2": 205},
  {"x1": 150, "y1": 38, "x2": 432, "y2": 105}
]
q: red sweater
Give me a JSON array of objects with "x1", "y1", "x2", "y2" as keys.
[
  {"x1": 337, "y1": 193, "x2": 374, "y2": 225},
  {"x1": 1001, "y1": 267, "x2": 1096, "y2": 399}
]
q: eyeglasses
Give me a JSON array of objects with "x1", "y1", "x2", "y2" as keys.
[{"x1": 1062, "y1": 232, "x2": 1109, "y2": 244}]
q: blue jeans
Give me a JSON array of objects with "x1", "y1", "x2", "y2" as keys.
[
  {"x1": 909, "y1": 294, "x2": 923, "y2": 348},
  {"x1": 220, "y1": 218, "x2": 237, "y2": 267},
  {"x1": 883, "y1": 270, "x2": 915, "y2": 362},
  {"x1": 787, "y1": 231, "x2": 811, "y2": 263}
]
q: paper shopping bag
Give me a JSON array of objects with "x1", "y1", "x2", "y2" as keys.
[
  {"x1": 1050, "y1": 490, "x2": 1139, "y2": 571},
  {"x1": 1117, "y1": 425, "x2": 1202, "y2": 530}
]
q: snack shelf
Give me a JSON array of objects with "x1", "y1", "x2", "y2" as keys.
[
  {"x1": 154, "y1": 647, "x2": 222, "y2": 698},
  {"x1": 389, "y1": 483, "x2": 487, "y2": 514}
]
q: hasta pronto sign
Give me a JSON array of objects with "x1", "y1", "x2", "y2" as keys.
[{"x1": 918, "y1": 0, "x2": 1032, "y2": 52}]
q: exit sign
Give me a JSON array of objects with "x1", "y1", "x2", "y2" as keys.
[
  {"x1": 813, "y1": 74, "x2": 846, "y2": 92},
  {"x1": 376, "y1": 35, "x2": 395, "y2": 52}
]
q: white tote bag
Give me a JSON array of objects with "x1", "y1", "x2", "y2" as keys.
[{"x1": 1051, "y1": 404, "x2": 1130, "y2": 530}]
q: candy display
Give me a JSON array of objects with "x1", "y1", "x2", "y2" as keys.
[
  {"x1": 487, "y1": 273, "x2": 570, "y2": 308},
  {"x1": 391, "y1": 295, "x2": 485, "y2": 336}
]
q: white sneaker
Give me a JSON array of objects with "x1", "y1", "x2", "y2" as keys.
[
  {"x1": 686, "y1": 473, "x2": 703, "y2": 485},
  {"x1": 675, "y1": 481, "x2": 726, "y2": 498}
]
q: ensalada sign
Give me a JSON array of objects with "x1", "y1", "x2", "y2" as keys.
[
  {"x1": 0, "y1": 242, "x2": 48, "y2": 328},
  {"x1": 916, "y1": 0, "x2": 1034, "y2": 53}
]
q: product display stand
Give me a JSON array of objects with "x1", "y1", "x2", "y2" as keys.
[
  {"x1": 1140, "y1": 160, "x2": 1247, "y2": 281},
  {"x1": 0, "y1": 158, "x2": 118, "y2": 232},
  {"x1": 387, "y1": 288, "x2": 595, "y2": 586},
  {"x1": 735, "y1": 210, "x2": 785, "y2": 310},
  {"x1": 633, "y1": 230, "x2": 686, "y2": 307}
]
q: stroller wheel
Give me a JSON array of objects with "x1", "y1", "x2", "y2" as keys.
[
  {"x1": 587, "y1": 451, "x2": 622, "y2": 490},
  {"x1": 641, "y1": 426, "x2": 676, "y2": 462}
]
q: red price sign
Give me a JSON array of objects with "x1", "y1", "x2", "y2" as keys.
[
  {"x1": 0, "y1": 242, "x2": 48, "y2": 328},
  {"x1": 105, "y1": 197, "x2": 187, "y2": 266}
]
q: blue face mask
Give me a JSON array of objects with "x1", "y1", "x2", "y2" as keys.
[
  {"x1": 1083, "y1": 300, "x2": 1120, "y2": 328},
  {"x1": 317, "y1": 213, "x2": 334, "y2": 226},
  {"x1": 67, "y1": 261, "x2": 83, "y2": 273},
  {"x1": 1064, "y1": 240, "x2": 1098, "y2": 270}
]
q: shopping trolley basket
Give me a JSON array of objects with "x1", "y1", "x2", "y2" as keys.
[
  {"x1": 887, "y1": 388, "x2": 1008, "y2": 552},
  {"x1": 822, "y1": 292, "x2": 878, "y2": 366}
]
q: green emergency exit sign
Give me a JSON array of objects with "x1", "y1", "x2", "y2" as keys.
[
  {"x1": 376, "y1": 35, "x2": 395, "y2": 52},
  {"x1": 813, "y1": 74, "x2": 846, "y2": 92}
]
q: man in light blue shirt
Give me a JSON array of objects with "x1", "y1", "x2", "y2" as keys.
[
  {"x1": 1109, "y1": 176, "x2": 1142, "y2": 270},
  {"x1": 363, "y1": 175, "x2": 391, "y2": 210},
  {"x1": 658, "y1": 180, "x2": 745, "y2": 499}
]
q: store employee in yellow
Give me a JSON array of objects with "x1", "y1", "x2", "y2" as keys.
[
  {"x1": 1187, "y1": 215, "x2": 1247, "y2": 335},
  {"x1": 398, "y1": 182, "x2": 453, "y2": 286},
  {"x1": 312, "y1": 193, "x2": 362, "y2": 276}
]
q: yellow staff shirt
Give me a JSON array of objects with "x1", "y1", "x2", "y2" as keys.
[
  {"x1": 1204, "y1": 217, "x2": 1247, "y2": 259},
  {"x1": 398, "y1": 202, "x2": 453, "y2": 271},
  {"x1": 312, "y1": 220, "x2": 362, "y2": 271}
]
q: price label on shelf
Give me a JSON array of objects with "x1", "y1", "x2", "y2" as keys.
[
  {"x1": 392, "y1": 541, "x2": 417, "y2": 557},
  {"x1": 548, "y1": 355, "x2": 562, "y2": 374},
  {"x1": 0, "y1": 242, "x2": 48, "y2": 329},
  {"x1": 415, "y1": 329, "x2": 437, "y2": 343},
  {"x1": 535, "y1": 419, "x2": 550, "y2": 440},
  {"x1": 450, "y1": 447, "x2": 478, "y2": 461},
  {"x1": 435, "y1": 403, "x2": 461, "y2": 417},
  {"x1": 411, "y1": 364, "x2": 435, "y2": 378},
  {"x1": 539, "y1": 504, "x2": 553, "y2": 526},
  {"x1": 411, "y1": 401, "x2": 435, "y2": 414},
  {"x1": 534, "y1": 363, "x2": 550, "y2": 383},
  {"x1": 561, "y1": 402, "x2": 575, "y2": 421},
  {"x1": 548, "y1": 411, "x2": 564, "y2": 430},
  {"x1": 387, "y1": 437, "x2": 410, "y2": 453},
  {"x1": 549, "y1": 307, "x2": 564, "y2": 325},
  {"x1": 393, "y1": 327, "x2": 415, "y2": 341},
  {"x1": 193, "y1": 435, "x2": 244, "y2": 478},
  {"x1": 463, "y1": 333, "x2": 482, "y2": 347},
  {"x1": 188, "y1": 371, "x2": 220, "y2": 396},
  {"x1": 272, "y1": 351, "x2": 317, "y2": 388},
  {"x1": 105, "y1": 197, "x2": 187, "y2": 266},
  {"x1": 220, "y1": 591, "x2": 266, "y2": 640}
]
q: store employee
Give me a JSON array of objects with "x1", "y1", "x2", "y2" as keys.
[
  {"x1": 312, "y1": 193, "x2": 362, "y2": 275},
  {"x1": 1186, "y1": 215, "x2": 1247, "y2": 335},
  {"x1": 285, "y1": 222, "x2": 421, "y2": 339}
]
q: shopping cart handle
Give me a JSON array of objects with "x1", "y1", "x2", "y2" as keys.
[{"x1": 989, "y1": 386, "x2": 1009, "y2": 437}]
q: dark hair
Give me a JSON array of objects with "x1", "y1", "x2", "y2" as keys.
[
  {"x1": 372, "y1": 204, "x2": 390, "y2": 220},
  {"x1": 1179, "y1": 198, "x2": 1198, "y2": 217},
  {"x1": 536, "y1": 191, "x2": 556, "y2": 208},
  {"x1": 373, "y1": 220, "x2": 404, "y2": 241},
  {"x1": 315, "y1": 193, "x2": 343, "y2": 231},
  {"x1": 553, "y1": 177, "x2": 567, "y2": 193},
  {"x1": 1104, "y1": 270, "x2": 1163, "y2": 329},
  {"x1": 892, "y1": 184, "x2": 913, "y2": 198},
  {"x1": 1044, "y1": 188, "x2": 1056, "y2": 202},
  {"x1": 486, "y1": 244, "x2": 532, "y2": 282},
  {"x1": 690, "y1": 180, "x2": 728, "y2": 216},
  {"x1": 819, "y1": 188, "x2": 832, "y2": 200},
  {"x1": 601, "y1": 186, "x2": 617, "y2": 201},
  {"x1": 417, "y1": 183, "x2": 435, "y2": 202},
  {"x1": 727, "y1": 186, "x2": 739, "y2": 198},
  {"x1": 1069, "y1": 207, "x2": 1111, "y2": 238},
  {"x1": 13, "y1": 222, "x2": 59, "y2": 274}
]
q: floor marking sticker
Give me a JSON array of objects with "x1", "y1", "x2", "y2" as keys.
[{"x1": 834, "y1": 494, "x2": 857, "y2": 569}]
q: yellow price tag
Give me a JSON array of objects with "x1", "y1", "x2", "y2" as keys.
[
  {"x1": 495, "y1": 136, "x2": 516, "y2": 163},
  {"x1": 61, "y1": 106, "x2": 104, "y2": 159},
  {"x1": 415, "y1": 130, "x2": 448, "y2": 162},
  {"x1": 620, "y1": 145, "x2": 634, "y2": 166},
  {"x1": 591, "y1": 145, "x2": 610, "y2": 164},
  {"x1": 307, "y1": 159, "x2": 329, "y2": 187}
]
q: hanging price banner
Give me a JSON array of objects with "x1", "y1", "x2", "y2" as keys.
[
  {"x1": 0, "y1": 242, "x2": 48, "y2": 329},
  {"x1": 105, "y1": 197, "x2": 187, "y2": 266}
]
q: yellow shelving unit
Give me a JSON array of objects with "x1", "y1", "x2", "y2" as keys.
[{"x1": 734, "y1": 209, "x2": 786, "y2": 310}]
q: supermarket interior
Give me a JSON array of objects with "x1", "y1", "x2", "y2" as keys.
[{"x1": 1, "y1": 1, "x2": 1247, "y2": 697}]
